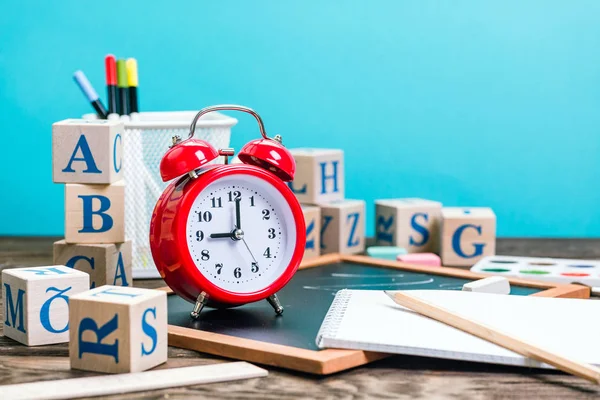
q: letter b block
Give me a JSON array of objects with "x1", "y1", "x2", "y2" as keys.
[
  {"x1": 65, "y1": 181, "x2": 125, "y2": 243},
  {"x1": 2, "y1": 266, "x2": 89, "y2": 346},
  {"x1": 52, "y1": 119, "x2": 124, "y2": 184},
  {"x1": 288, "y1": 149, "x2": 344, "y2": 204},
  {"x1": 320, "y1": 200, "x2": 366, "y2": 255},
  {"x1": 69, "y1": 285, "x2": 167, "y2": 373},
  {"x1": 301, "y1": 206, "x2": 321, "y2": 260},
  {"x1": 441, "y1": 207, "x2": 496, "y2": 267}
]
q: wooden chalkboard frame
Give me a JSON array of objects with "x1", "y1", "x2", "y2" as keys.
[{"x1": 161, "y1": 254, "x2": 590, "y2": 375}]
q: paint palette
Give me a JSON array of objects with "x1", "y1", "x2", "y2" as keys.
[{"x1": 471, "y1": 256, "x2": 600, "y2": 289}]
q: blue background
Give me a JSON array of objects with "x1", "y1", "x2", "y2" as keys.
[{"x1": 1, "y1": 1, "x2": 600, "y2": 237}]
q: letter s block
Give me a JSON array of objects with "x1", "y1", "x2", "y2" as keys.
[
  {"x1": 288, "y1": 149, "x2": 344, "y2": 204},
  {"x1": 375, "y1": 198, "x2": 442, "y2": 253},
  {"x1": 69, "y1": 285, "x2": 167, "y2": 373},
  {"x1": 52, "y1": 119, "x2": 124, "y2": 184},
  {"x1": 441, "y1": 207, "x2": 496, "y2": 267},
  {"x1": 53, "y1": 240, "x2": 133, "y2": 288},
  {"x1": 2, "y1": 266, "x2": 89, "y2": 346},
  {"x1": 319, "y1": 199, "x2": 365, "y2": 255},
  {"x1": 301, "y1": 205, "x2": 321, "y2": 260},
  {"x1": 65, "y1": 181, "x2": 125, "y2": 243}
]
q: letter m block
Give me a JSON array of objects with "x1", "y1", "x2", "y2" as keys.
[
  {"x1": 52, "y1": 119, "x2": 124, "y2": 184},
  {"x1": 2, "y1": 266, "x2": 89, "y2": 346}
]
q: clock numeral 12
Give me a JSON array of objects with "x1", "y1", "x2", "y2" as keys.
[{"x1": 228, "y1": 191, "x2": 241, "y2": 202}]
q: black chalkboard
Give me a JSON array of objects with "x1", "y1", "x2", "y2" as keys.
[{"x1": 168, "y1": 262, "x2": 540, "y2": 351}]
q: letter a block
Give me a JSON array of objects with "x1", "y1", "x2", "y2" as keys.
[
  {"x1": 53, "y1": 240, "x2": 133, "y2": 288},
  {"x1": 301, "y1": 206, "x2": 321, "y2": 260},
  {"x1": 441, "y1": 207, "x2": 496, "y2": 267},
  {"x1": 375, "y1": 198, "x2": 442, "y2": 253},
  {"x1": 52, "y1": 119, "x2": 124, "y2": 184},
  {"x1": 288, "y1": 149, "x2": 344, "y2": 204},
  {"x1": 320, "y1": 200, "x2": 365, "y2": 255},
  {"x1": 65, "y1": 181, "x2": 125, "y2": 243},
  {"x1": 2, "y1": 266, "x2": 89, "y2": 346},
  {"x1": 69, "y1": 285, "x2": 167, "y2": 373}
]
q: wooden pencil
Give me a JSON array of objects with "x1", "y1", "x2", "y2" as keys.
[{"x1": 384, "y1": 291, "x2": 600, "y2": 384}]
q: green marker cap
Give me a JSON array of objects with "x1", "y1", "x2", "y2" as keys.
[{"x1": 117, "y1": 60, "x2": 127, "y2": 88}]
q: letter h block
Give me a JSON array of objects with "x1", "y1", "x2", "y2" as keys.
[
  {"x1": 441, "y1": 207, "x2": 496, "y2": 267},
  {"x1": 288, "y1": 149, "x2": 344, "y2": 204},
  {"x1": 69, "y1": 285, "x2": 167, "y2": 373},
  {"x1": 65, "y1": 181, "x2": 125, "y2": 243},
  {"x1": 2, "y1": 266, "x2": 89, "y2": 346},
  {"x1": 301, "y1": 205, "x2": 321, "y2": 260},
  {"x1": 375, "y1": 198, "x2": 442, "y2": 253},
  {"x1": 52, "y1": 119, "x2": 124, "y2": 184},
  {"x1": 320, "y1": 200, "x2": 366, "y2": 255}
]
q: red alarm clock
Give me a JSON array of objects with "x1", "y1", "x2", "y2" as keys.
[{"x1": 149, "y1": 105, "x2": 305, "y2": 319}]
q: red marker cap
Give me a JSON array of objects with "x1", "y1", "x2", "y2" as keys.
[{"x1": 105, "y1": 54, "x2": 117, "y2": 85}]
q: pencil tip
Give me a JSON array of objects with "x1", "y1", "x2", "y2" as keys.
[{"x1": 384, "y1": 291, "x2": 395, "y2": 300}]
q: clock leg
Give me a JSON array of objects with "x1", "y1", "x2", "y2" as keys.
[
  {"x1": 267, "y1": 293, "x2": 284, "y2": 315},
  {"x1": 190, "y1": 292, "x2": 209, "y2": 319}
]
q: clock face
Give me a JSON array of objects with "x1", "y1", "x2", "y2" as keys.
[{"x1": 185, "y1": 173, "x2": 298, "y2": 294}]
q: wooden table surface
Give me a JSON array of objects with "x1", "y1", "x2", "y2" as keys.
[{"x1": 2, "y1": 236, "x2": 600, "y2": 399}]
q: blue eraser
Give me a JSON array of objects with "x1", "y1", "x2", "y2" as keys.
[{"x1": 366, "y1": 246, "x2": 408, "y2": 260}]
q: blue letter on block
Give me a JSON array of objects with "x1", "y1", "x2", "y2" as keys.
[
  {"x1": 91, "y1": 287, "x2": 140, "y2": 298},
  {"x1": 452, "y1": 224, "x2": 485, "y2": 258},
  {"x1": 141, "y1": 307, "x2": 158, "y2": 356},
  {"x1": 22, "y1": 267, "x2": 68, "y2": 276},
  {"x1": 288, "y1": 181, "x2": 307, "y2": 194},
  {"x1": 40, "y1": 287, "x2": 71, "y2": 334},
  {"x1": 4, "y1": 284, "x2": 26, "y2": 333},
  {"x1": 346, "y1": 213, "x2": 360, "y2": 247},
  {"x1": 320, "y1": 215, "x2": 333, "y2": 250},
  {"x1": 409, "y1": 213, "x2": 430, "y2": 247},
  {"x1": 66, "y1": 255, "x2": 96, "y2": 288},
  {"x1": 319, "y1": 161, "x2": 339, "y2": 194},
  {"x1": 79, "y1": 195, "x2": 113, "y2": 233},
  {"x1": 78, "y1": 314, "x2": 119, "y2": 363},
  {"x1": 62, "y1": 135, "x2": 102, "y2": 174},
  {"x1": 305, "y1": 220, "x2": 315, "y2": 250},
  {"x1": 376, "y1": 215, "x2": 394, "y2": 244},
  {"x1": 113, "y1": 134, "x2": 122, "y2": 173},
  {"x1": 113, "y1": 252, "x2": 129, "y2": 287}
]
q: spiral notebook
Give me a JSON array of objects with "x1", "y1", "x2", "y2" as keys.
[{"x1": 316, "y1": 290, "x2": 600, "y2": 369}]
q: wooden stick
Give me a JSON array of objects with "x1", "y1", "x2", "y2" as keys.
[{"x1": 385, "y1": 291, "x2": 600, "y2": 384}]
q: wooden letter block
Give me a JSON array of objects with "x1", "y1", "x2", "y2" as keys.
[
  {"x1": 441, "y1": 207, "x2": 496, "y2": 267},
  {"x1": 69, "y1": 285, "x2": 167, "y2": 373},
  {"x1": 288, "y1": 149, "x2": 344, "y2": 204},
  {"x1": 375, "y1": 198, "x2": 442, "y2": 253},
  {"x1": 65, "y1": 181, "x2": 125, "y2": 243},
  {"x1": 301, "y1": 206, "x2": 321, "y2": 260},
  {"x1": 53, "y1": 240, "x2": 133, "y2": 288},
  {"x1": 52, "y1": 119, "x2": 124, "y2": 184},
  {"x1": 2, "y1": 266, "x2": 89, "y2": 346},
  {"x1": 320, "y1": 200, "x2": 365, "y2": 255}
]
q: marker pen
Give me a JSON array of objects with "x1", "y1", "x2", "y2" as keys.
[
  {"x1": 105, "y1": 54, "x2": 118, "y2": 116},
  {"x1": 73, "y1": 70, "x2": 108, "y2": 119},
  {"x1": 116, "y1": 59, "x2": 129, "y2": 115},
  {"x1": 126, "y1": 58, "x2": 139, "y2": 114}
]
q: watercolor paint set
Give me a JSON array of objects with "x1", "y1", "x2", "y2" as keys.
[{"x1": 471, "y1": 255, "x2": 600, "y2": 289}]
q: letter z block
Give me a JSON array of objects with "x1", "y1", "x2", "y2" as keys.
[
  {"x1": 52, "y1": 119, "x2": 124, "y2": 184},
  {"x1": 320, "y1": 200, "x2": 365, "y2": 255},
  {"x1": 2, "y1": 266, "x2": 89, "y2": 346},
  {"x1": 65, "y1": 181, "x2": 125, "y2": 243},
  {"x1": 301, "y1": 205, "x2": 321, "y2": 260},
  {"x1": 53, "y1": 240, "x2": 133, "y2": 288},
  {"x1": 288, "y1": 149, "x2": 344, "y2": 204},
  {"x1": 441, "y1": 207, "x2": 496, "y2": 267},
  {"x1": 69, "y1": 285, "x2": 167, "y2": 373}
]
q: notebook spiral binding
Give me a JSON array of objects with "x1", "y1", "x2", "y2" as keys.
[{"x1": 315, "y1": 289, "x2": 353, "y2": 348}]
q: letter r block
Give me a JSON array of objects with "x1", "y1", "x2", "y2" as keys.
[
  {"x1": 301, "y1": 205, "x2": 321, "y2": 260},
  {"x1": 65, "y1": 181, "x2": 125, "y2": 243},
  {"x1": 2, "y1": 266, "x2": 89, "y2": 346},
  {"x1": 52, "y1": 119, "x2": 124, "y2": 184},
  {"x1": 441, "y1": 207, "x2": 496, "y2": 267},
  {"x1": 319, "y1": 200, "x2": 365, "y2": 255},
  {"x1": 375, "y1": 198, "x2": 442, "y2": 253},
  {"x1": 288, "y1": 149, "x2": 344, "y2": 204},
  {"x1": 69, "y1": 285, "x2": 167, "y2": 373}
]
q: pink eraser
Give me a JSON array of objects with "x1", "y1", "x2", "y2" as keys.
[{"x1": 397, "y1": 253, "x2": 442, "y2": 267}]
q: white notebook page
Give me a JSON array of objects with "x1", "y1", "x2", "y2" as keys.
[{"x1": 316, "y1": 290, "x2": 600, "y2": 369}]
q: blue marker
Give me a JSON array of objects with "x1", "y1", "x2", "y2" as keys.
[{"x1": 73, "y1": 70, "x2": 108, "y2": 119}]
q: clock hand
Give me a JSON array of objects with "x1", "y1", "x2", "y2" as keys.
[
  {"x1": 235, "y1": 198, "x2": 241, "y2": 229},
  {"x1": 240, "y1": 237, "x2": 258, "y2": 265},
  {"x1": 210, "y1": 232, "x2": 234, "y2": 239}
]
